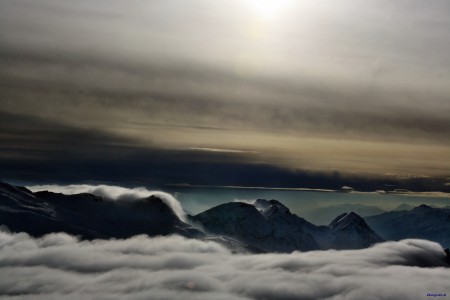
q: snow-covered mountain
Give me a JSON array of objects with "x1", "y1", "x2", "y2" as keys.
[
  {"x1": 0, "y1": 182, "x2": 393, "y2": 252},
  {"x1": 192, "y1": 199, "x2": 383, "y2": 252},
  {"x1": 0, "y1": 182, "x2": 203, "y2": 239},
  {"x1": 366, "y1": 205, "x2": 450, "y2": 247},
  {"x1": 191, "y1": 201, "x2": 319, "y2": 252}
]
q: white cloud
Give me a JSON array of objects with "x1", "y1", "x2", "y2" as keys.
[
  {"x1": 232, "y1": 199, "x2": 257, "y2": 205},
  {"x1": 187, "y1": 147, "x2": 259, "y2": 154},
  {"x1": 0, "y1": 230, "x2": 448, "y2": 300},
  {"x1": 26, "y1": 184, "x2": 187, "y2": 222}
]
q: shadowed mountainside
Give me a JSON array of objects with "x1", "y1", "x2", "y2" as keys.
[{"x1": 0, "y1": 182, "x2": 202, "y2": 239}]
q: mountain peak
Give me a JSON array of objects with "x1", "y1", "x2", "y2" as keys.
[
  {"x1": 254, "y1": 198, "x2": 271, "y2": 209},
  {"x1": 411, "y1": 204, "x2": 433, "y2": 213},
  {"x1": 327, "y1": 211, "x2": 383, "y2": 249},
  {"x1": 329, "y1": 212, "x2": 366, "y2": 229},
  {"x1": 195, "y1": 202, "x2": 262, "y2": 222},
  {"x1": 391, "y1": 203, "x2": 414, "y2": 212},
  {"x1": 254, "y1": 199, "x2": 291, "y2": 218},
  {"x1": 145, "y1": 194, "x2": 166, "y2": 205},
  {"x1": 254, "y1": 198, "x2": 285, "y2": 209}
]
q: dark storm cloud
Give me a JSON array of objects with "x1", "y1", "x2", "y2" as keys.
[
  {"x1": 0, "y1": 112, "x2": 259, "y2": 185},
  {"x1": 0, "y1": 230, "x2": 449, "y2": 300},
  {"x1": 2, "y1": 112, "x2": 450, "y2": 192}
]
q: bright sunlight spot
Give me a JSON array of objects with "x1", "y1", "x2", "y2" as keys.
[{"x1": 247, "y1": 0, "x2": 293, "y2": 20}]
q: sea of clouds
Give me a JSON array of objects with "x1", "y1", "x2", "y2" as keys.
[{"x1": 0, "y1": 229, "x2": 448, "y2": 300}]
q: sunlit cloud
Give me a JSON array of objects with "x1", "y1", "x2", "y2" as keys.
[
  {"x1": 1, "y1": 0, "x2": 450, "y2": 182},
  {"x1": 187, "y1": 147, "x2": 259, "y2": 154},
  {"x1": 246, "y1": 0, "x2": 294, "y2": 20}
]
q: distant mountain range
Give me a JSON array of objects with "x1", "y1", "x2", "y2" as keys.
[
  {"x1": 302, "y1": 203, "x2": 386, "y2": 225},
  {"x1": 390, "y1": 203, "x2": 445, "y2": 211},
  {"x1": 366, "y1": 204, "x2": 450, "y2": 247},
  {"x1": 391, "y1": 203, "x2": 415, "y2": 211},
  {"x1": 1, "y1": 182, "x2": 449, "y2": 252}
]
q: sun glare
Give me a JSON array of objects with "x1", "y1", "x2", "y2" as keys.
[{"x1": 248, "y1": 0, "x2": 292, "y2": 20}]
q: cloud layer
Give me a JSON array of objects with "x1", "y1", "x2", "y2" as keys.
[{"x1": 0, "y1": 230, "x2": 448, "y2": 300}]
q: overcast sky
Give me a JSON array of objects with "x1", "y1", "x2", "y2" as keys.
[{"x1": 1, "y1": 0, "x2": 449, "y2": 188}]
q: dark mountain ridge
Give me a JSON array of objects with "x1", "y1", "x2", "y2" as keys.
[
  {"x1": 3, "y1": 182, "x2": 448, "y2": 253},
  {"x1": 192, "y1": 199, "x2": 383, "y2": 252},
  {"x1": 0, "y1": 182, "x2": 202, "y2": 239}
]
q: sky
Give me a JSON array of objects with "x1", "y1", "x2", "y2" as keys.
[{"x1": 1, "y1": 0, "x2": 450, "y2": 190}]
